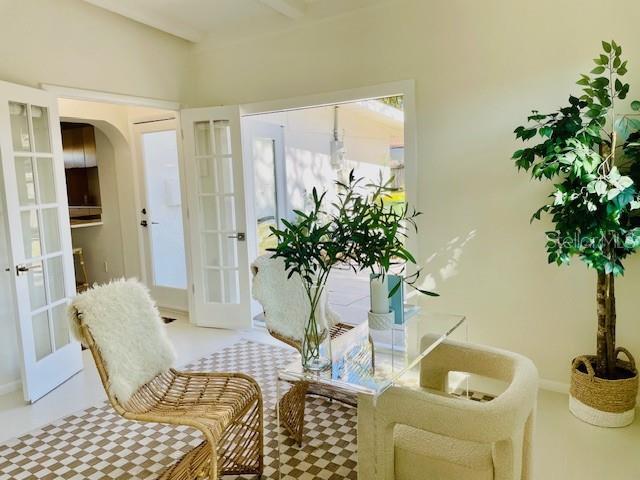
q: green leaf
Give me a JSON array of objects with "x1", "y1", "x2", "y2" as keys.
[
  {"x1": 539, "y1": 126, "x2": 553, "y2": 138},
  {"x1": 591, "y1": 66, "x2": 606, "y2": 74},
  {"x1": 602, "y1": 41, "x2": 612, "y2": 53},
  {"x1": 595, "y1": 180, "x2": 608, "y2": 196},
  {"x1": 631, "y1": 100, "x2": 640, "y2": 111}
]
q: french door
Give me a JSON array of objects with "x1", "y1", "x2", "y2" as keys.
[
  {"x1": 134, "y1": 119, "x2": 188, "y2": 312},
  {"x1": 181, "y1": 106, "x2": 252, "y2": 328},
  {"x1": 0, "y1": 81, "x2": 81, "y2": 402}
]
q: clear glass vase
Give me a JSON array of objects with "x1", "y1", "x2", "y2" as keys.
[{"x1": 302, "y1": 285, "x2": 332, "y2": 372}]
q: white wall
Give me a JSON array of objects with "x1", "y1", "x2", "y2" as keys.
[
  {"x1": 70, "y1": 127, "x2": 126, "y2": 284},
  {"x1": 0, "y1": 0, "x2": 190, "y2": 102},
  {"x1": 190, "y1": 0, "x2": 640, "y2": 386}
]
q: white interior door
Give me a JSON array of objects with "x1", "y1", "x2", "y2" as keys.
[
  {"x1": 181, "y1": 106, "x2": 251, "y2": 328},
  {"x1": 0, "y1": 80, "x2": 82, "y2": 402},
  {"x1": 134, "y1": 119, "x2": 188, "y2": 312}
]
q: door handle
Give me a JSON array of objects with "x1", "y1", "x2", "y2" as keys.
[
  {"x1": 140, "y1": 220, "x2": 148, "y2": 227},
  {"x1": 16, "y1": 264, "x2": 32, "y2": 276},
  {"x1": 227, "y1": 232, "x2": 246, "y2": 241}
]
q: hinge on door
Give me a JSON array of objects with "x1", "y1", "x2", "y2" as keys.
[
  {"x1": 192, "y1": 284, "x2": 195, "y2": 294},
  {"x1": 181, "y1": 129, "x2": 184, "y2": 140}
]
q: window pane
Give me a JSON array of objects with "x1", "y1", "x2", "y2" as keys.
[
  {"x1": 21, "y1": 210, "x2": 41, "y2": 259},
  {"x1": 213, "y1": 120, "x2": 231, "y2": 155},
  {"x1": 31, "y1": 106, "x2": 51, "y2": 153},
  {"x1": 217, "y1": 156, "x2": 234, "y2": 194},
  {"x1": 47, "y1": 255, "x2": 65, "y2": 303},
  {"x1": 36, "y1": 157, "x2": 56, "y2": 203},
  {"x1": 194, "y1": 121, "x2": 212, "y2": 156},
  {"x1": 223, "y1": 269, "x2": 240, "y2": 304},
  {"x1": 41, "y1": 208, "x2": 61, "y2": 254},
  {"x1": 32, "y1": 311, "x2": 52, "y2": 361},
  {"x1": 220, "y1": 196, "x2": 236, "y2": 231},
  {"x1": 199, "y1": 195, "x2": 219, "y2": 231},
  {"x1": 198, "y1": 157, "x2": 216, "y2": 194},
  {"x1": 205, "y1": 269, "x2": 222, "y2": 303},
  {"x1": 15, "y1": 156, "x2": 36, "y2": 206},
  {"x1": 203, "y1": 233, "x2": 220, "y2": 267},
  {"x1": 52, "y1": 303, "x2": 70, "y2": 350},
  {"x1": 9, "y1": 102, "x2": 30, "y2": 152},
  {"x1": 220, "y1": 235, "x2": 237, "y2": 268},
  {"x1": 27, "y1": 261, "x2": 46, "y2": 311}
]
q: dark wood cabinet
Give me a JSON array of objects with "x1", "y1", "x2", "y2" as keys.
[{"x1": 61, "y1": 122, "x2": 102, "y2": 226}]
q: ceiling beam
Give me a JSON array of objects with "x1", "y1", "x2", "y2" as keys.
[
  {"x1": 82, "y1": 0, "x2": 204, "y2": 43},
  {"x1": 258, "y1": 0, "x2": 307, "y2": 19}
]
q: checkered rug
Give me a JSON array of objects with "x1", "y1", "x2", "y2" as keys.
[{"x1": 0, "y1": 341, "x2": 358, "y2": 480}]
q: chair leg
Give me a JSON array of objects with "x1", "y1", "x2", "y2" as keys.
[
  {"x1": 218, "y1": 396, "x2": 264, "y2": 477},
  {"x1": 279, "y1": 381, "x2": 309, "y2": 446},
  {"x1": 158, "y1": 441, "x2": 212, "y2": 480}
]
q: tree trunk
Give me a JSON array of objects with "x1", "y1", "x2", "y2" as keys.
[
  {"x1": 596, "y1": 271, "x2": 617, "y2": 379},
  {"x1": 606, "y1": 273, "x2": 617, "y2": 378},
  {"x1": 596, "y1": 271, "x2": 609, "y2": 378}
]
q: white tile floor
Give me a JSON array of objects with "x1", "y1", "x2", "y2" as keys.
[{"x1": 1, "y1": 318, "x2": 639, "y2": 478}]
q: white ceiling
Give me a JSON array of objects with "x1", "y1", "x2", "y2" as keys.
[{"x1": 82, "y1": 0, "x2": 385, "y2": 43}]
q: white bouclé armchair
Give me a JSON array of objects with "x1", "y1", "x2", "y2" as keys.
[{"x1": 358, "y1": 336, "x2": 539, "y2": 480}]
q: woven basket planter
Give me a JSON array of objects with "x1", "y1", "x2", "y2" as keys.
[{"x1": 569, "y1": 348, "x2": 638, "y2": 427}]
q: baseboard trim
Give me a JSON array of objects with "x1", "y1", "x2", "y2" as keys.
[
  {"x1": 0, "y1": 380, "x2": 21, "y2": 396},
  {"x1": 539, "y1": 378, "x2": 569, "y2": 394}
]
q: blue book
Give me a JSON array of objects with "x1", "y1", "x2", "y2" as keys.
[{"x1": 387, "y1": 275, "x2": 404, "y2": 325}]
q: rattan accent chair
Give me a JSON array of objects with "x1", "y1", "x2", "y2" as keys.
[
  {"x1": 71, "y1": 282, "x2": 263, "y2": 480},
  {"x1": 251, "y1": 255, "x2": 362, "y2": 445}
]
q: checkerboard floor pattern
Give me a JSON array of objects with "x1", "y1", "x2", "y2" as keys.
[{"x1": 0, "y1": 341, "x2": 359, "y2": 480}]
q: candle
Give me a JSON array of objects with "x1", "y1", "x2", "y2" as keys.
[{"x1": 370, "y1": 275, "x2": 390, "y2": 314}]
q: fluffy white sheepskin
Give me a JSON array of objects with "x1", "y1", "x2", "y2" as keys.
[
  {"x1": 69, "y1": 279, "x2": 176, "y2": 403},
  {"x1": 251, "y1": 254, "x2": 339, "y2": 342}
]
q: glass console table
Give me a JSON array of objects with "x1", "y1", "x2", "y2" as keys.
[{"x1": 275, "y1": 307, "x2": 467, "y2": 479}]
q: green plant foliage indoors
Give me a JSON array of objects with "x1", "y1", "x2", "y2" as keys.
[{"x1": 512, "y1": 40, "x2": 640, "y2": 379}]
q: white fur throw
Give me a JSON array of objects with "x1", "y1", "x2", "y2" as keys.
[
  {"x1": 251, "y1": 254, "x2": 339, "y2": 342},
  {"x1": 68, "y1": 279, "x2": 176, "y2": 403}
]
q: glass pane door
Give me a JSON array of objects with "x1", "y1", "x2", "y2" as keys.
[
  {"x1": 181, "y1": 105, "x2": 251, "y2": 328},
  {"x1": 195, "y1": 120, "x2": 240, "y2": 304},
  {"x1": 10, "y1": 104, "x2": 70, "y2": 360},
  {"x1": 0, "y1": 80, "x2": 81, "y2": 403}
]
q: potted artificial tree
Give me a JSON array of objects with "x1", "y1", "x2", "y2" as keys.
[{"x1": 513, "y1": 40, "x2": 640, "y2": 427}]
